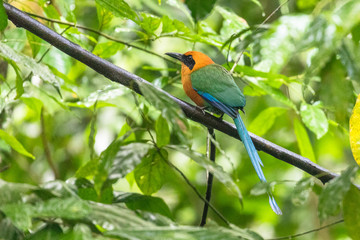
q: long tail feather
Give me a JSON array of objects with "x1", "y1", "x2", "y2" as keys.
[{"x1": 234, "y1": 113, "x2": 282, "y2": 215}]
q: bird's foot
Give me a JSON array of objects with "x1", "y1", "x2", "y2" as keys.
[{"x1": 196, "y1": 106, "x2": 207, "y2": 115}]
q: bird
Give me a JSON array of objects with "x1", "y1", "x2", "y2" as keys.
[{"x1": 166, "y1": 51, "x2": 282, "y2": 215}]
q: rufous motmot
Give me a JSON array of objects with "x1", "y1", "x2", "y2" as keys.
[{"x1": 166, "y1": 51, "x2": 282, "y2": 215}]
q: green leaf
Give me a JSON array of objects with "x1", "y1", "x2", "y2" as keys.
[
  {"x1": 55, "y1": 0, "x2": 76, "y2": 23},
  {"x1": 139, "y1": 82, "x2": 188, "y2": 145},
  {"x1": 94, "y1": 140, "x2": 151, "y2": 193},
  {"x1": 0, "y1": 218, "x2": 23, "y2": 240},
  {"x1": 96, "y1": 2, "x2": 114, "y2": 29},
  {"x1": 27, "y1": 223, "x2": 63, "y2": 240},
  {"x1": 184, "y1": 0, "x2": 217, "y2": 22},
  {"x1": 105, "y1": 225, "x2": 263, "y2": 240},
  {"x1": 61, "y1": 224, "x2": 93, "y2": 240},
  {"x1": 233, "y1": 65, "x2": 290, "y2": 83},
  {"x1": 254, "y1": 15, "x2": 311, "y2": 73},
  {"x1": 90, "y1": 202, "x2": 155, "y2": 229},
  {"x1": 156, "y1": 115, "x2": 170, "y2": 147},
  {"x1": 21, "y1": 97, "x2": 43, "y2": 120},
  {"x1": 300, "y1": 102, "x2": 328, "y2": 139},
  {"x1": 161, "y1": 15, "x2": 176, "y2": 34},
  {"x1": 116, "y1": 192, "x2": 172, "y2": 219},
  {"x1": 338, "y1": 38, "x2": 360, "y2": 82},
  {"x1": 293, "y1": 118, "x2": 316, "y2": 162},
  {"x1": 75, "y1": 159, "x2": 99, "y2": 178},
  {"x1": 0, "y1": 0, "x2": 8, "y2": 31},
  {"x1": 166, "y1": 145, "x2": 242, "y2": 202},
  {"x1": 95, "y1": 0, "x2": 139, "y2": 23},
  {"x1": 343, "y1": 184, "x2": 360, "y2": 240},
  {"x1": 107, "y1": 143, "x2": 152, "y2": 180},
  {"x1": 26, "y1": 30, "x2": 43, "y2": 58},
  {"x1": 75, "y1": 178, "x2": 98, "y2": 202},
  {"x1": 93, "y1": 41, "x2": 124, "y2": 59},
  {"x1": 0, "y1": 197, "x2": 91, "y2": 230},
  {"x1": 291, "y1": 177, "x2": 314, "y2": 206},
  {"x1": 140, "y1": 13, "x2": 162, "y2": 36},
  {"x1": 0, "y1": 179, "x2": 36, "y2": 205},
  {"x1": 0, "y1": 129, "x2": 35, "y2": 159},
  {"x1": 216, "y1": 6, "x2": 249, "y2": 41},
  {"x1": 8, "y1": 61, "x2": 24, "y2": 99},
  {"x1": 318, "y1": 166, "x2": 358, "y2": 222},
  {"x1": 248, "y1": 107, "x2": 287, "y2": 136},
  {"x1": 0, "y1": 43, "x2": 62, "y2": 93},
  {"x1": 256, "y1": 81, "x2": 296, "y2": 110},
  {"x1": 134, "y1": 149, "x2": 168, "y2": 195},
  {"x1": 69, "y1": 84, "x2": 124, "y2": 108}
]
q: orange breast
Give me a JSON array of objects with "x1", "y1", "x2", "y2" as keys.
[{"x1": 181, "y1": 64, "x2": 204, "y2": 107}]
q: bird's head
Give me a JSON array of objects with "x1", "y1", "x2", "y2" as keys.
[{"x1": 166, "y1": 51, "x2": 214, "y2": 73}]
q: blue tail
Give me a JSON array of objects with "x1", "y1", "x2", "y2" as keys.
[
  {"x1": 194, "y1": 90, "x2": 282, "y2": 215},
  {"x1": 234, "y1": 113, "x2": 282, "y2": 215}
]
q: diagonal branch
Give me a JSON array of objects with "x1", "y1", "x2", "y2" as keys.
[{"x1": 4, "y1": 3, "x2": 342, "y2": 186}]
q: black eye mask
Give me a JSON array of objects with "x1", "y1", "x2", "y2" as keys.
[{"x1": 182, "y1": 55, "x2": 195, "y2": 70}]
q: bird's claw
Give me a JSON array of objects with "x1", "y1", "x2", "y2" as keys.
[{"x1": 196, "y1": 106, "x2": 207, "y2": 115}]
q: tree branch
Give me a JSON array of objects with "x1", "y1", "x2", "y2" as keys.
[{"x1": 4, "y1": 3, "x2": 342, "y2": 185}]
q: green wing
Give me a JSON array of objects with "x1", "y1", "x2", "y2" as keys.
[{"x1": 191, "y1": 64, "x2": 246, "y2": 108}]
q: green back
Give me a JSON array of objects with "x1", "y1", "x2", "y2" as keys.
[{"x1": 190, "y1": 64, "x2": 246, "y2": 108}]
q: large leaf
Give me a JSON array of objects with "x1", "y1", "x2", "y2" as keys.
[
  {"x1": 300, "y1": 102, "x2": 328, "y2": 139},
  {"x1": 69, "y1": 84, "x2": 125, "y2": 108},
  {"x1": 338, "y1": 39, "x2": 360, "y2": 83},
  {"x1": 140, "y1": 13, "x2": 162, "y2": 36},
  {"x1": 350, "y1": 94, "x2": 360, "y2": 166},
  {"x1": 318, "y1": 166, "x2": 358, "y2": 222},
  {"x1": 0, "y1": 179, "x2": 36, "y2": 205},
  {"x1": 248, "y1": 107, "x2": 287, "y2": 136},
  {"x1": 8, "y1": 60, "x2": 23, "y2": 99},
  {"x1": 184, "y1": 0, "x2": 217, "y2": 22},
  {"x1": 26, "y1": 29, "x2": 43, "y2": 58},
  {"x1": 93, "y1": 42, "x2": 124, "y2": 59},
  {"x1": 253, "y1": 15, "x2": 311, "y2": 73},
  {"x1": 0, "y1": 218, "x2": 23, "y2": 240},
  {"x1": 0, "y1": 43, "x2": 61, "y2": 92},
  {"x1": 294, "y1": 118, "x2": 316, "y2": 162},
  {"x1": 134, "y1": 149, "x2": 168, "y2": 195},
  {"x1": 291, "y1": 177, "x2": 314, "y2": 206},
  {"x1": 0, "y1": 197, "x2": 91, "y2": 230},
  {"x1": 94, "y1": 140, "x2": 152, "y2": 193},
  {"x1": 139, "y1": 82, "x2": 188, "y2": 144},
  {"x1": 302, "y1": 0, "x2": 360, "y2": 78},
  {"x1": 95, "y1": 0, "x2": 139, "y2": 23},
  {"x1": 156, "y1": 114, "x2": 170, "y2": 147},
  {"x1": 105, "y1": 225, "x2": 263, "y2": 240},
  {"x1": 293, "y1": 118, "x2": 316, "y2": 162},
  {"x1": 216, "y1": 6, "x2": 249, "y2": 42},
  {"x1": 343, "y1": 184, "x2": 360, "y2": 240},
  {"x1": 116, "y1": 192, "x2": 172, "y2": 219},
  {"x1": 0, "y1": 129, "x2": 34, "y2": 159},
  {"x1": 166, "y1": 145, "x2": 242, "y2": 202},
  {"x1": 27, "y1": 223, "x2": 63, "y2": 240},
  {"x1": 0, "y1": 0, "x2": 8, "y2": 31}
]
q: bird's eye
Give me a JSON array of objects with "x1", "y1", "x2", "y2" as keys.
[{"x1": 188, "y1": 55, "x2": 193, "y2": 60}]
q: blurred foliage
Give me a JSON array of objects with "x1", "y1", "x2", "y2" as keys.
[{"x1": 0, "y1": 0, "x2": 360, "y2": 239}]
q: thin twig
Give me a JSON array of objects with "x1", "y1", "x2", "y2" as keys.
[
  {"x1": 267, "y1": 219, "x2": 344, "y2": 240},
  {"x1": 24, "y1": 12, "x2": 178, "y2": 65},
  {"x1": 166, "y1": 160, "x2": 230, "y2": 226},
  {"x1": 230, "y1": 0, "x2": 290, "y2": 74},
  {"x1": 40, "y1": 107, "x2": 59, "y2": 179},
  {"x1": 200, "y1": 127, "x2": 216, "y2": 226}
]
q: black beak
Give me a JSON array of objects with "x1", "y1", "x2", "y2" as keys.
[{"x1": 165, "y1": 52, "x2": 184, "y2": 62}]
